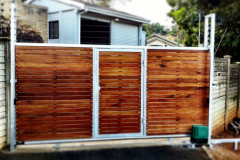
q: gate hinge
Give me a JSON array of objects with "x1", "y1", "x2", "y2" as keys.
[{"x1": 14, "y1": 99, "x2": 17, "y2": 105}]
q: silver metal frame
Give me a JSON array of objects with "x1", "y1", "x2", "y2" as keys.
[
  {"x1": 10, "y1": 2, "x2": 16, "y2": 152},
  {"x1": 15, "y1": 43, "x2": 207, "y2": 50},
  {"x1": 143, "y1": 48, "x2": 147, "y2": 136},
  {"x1": 95, "y1": 48, "x2": 144, "y2": 138},
  {"x1": 211, "y1": 139, "x2": 240, "y2": 150},
  {"x1": 24, "y1": 134, "x2": 190, "y2": 145}
]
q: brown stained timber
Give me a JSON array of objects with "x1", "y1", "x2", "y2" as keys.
[
  {"x1": 146, "y1": 49, "x2": 210, "y2": 135},
  {"x1": 17, "y1": 134, "x2": 92, "y2": 142},
  {"x1": 99, "y1": 51, "x2": 141, "y2": 135},
  {"x1": 15, "y1": 47, "x2": 93, "y2": 141},
  {"x1": 16, "y1": 46, "x2": 92, "y2": 51}
]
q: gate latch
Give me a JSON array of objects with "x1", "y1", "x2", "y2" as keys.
[{"x1": 14, "y1": 99, "x2": 17, "y2": 105}]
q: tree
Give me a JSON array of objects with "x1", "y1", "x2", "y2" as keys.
[
  {"x1": 169, "y1": 25, "x2": 186, "y2": 45},
  {"x1": 167, "y1": 0, "x2": 240, "y2": 61},
  {"x1": 143, "y1": 23, "x2": 169, "y2": 37}
]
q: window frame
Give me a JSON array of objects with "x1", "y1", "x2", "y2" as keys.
[{"x1": 49, "y1": 21, "x2": 59, "y2": 39}]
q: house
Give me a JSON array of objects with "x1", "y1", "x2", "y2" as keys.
[
  {"x1": 146, "y1": 33, "x2": 180, "y2": 47},
  {"x1": 25, "y1": 0, "x2": 150, "y2": 46}
]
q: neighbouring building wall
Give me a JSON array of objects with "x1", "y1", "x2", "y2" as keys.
[{"x1": 1, "y1": 0, "x2": 48, "y2": 43}]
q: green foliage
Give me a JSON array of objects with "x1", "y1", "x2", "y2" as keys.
[
  {"x1": 169, "y1": 25, "x2": 186, "y2": 45},
  {"x1": 143, "y1": 23, "x2": 169, "y2": 37},
  {"x1": 167, "y1": 0, "x2": 240, "y2": 61}
]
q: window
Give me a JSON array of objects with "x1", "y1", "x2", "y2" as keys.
[
  {"x1": 81, "y1": 18, "x2": 110, "y2": 45},
  {"x1": 49, "y1": 21, "x2": 59, "y2": 39}
]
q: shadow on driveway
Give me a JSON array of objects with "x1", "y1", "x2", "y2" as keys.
[{"x1": 0, "y1": 145, "x2": 210, "y2": 160}]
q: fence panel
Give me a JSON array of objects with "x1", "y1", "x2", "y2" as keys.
[
  {"x1": 147, "y1": 49, "x2": 210, "y2": 135},
  {"x1": 15, "y1": 46, "x2": 93, "y2": 141},
  {"x1": 0, "y1": 45, "x2": 6, "y2": 148},
  {"x1": 212, "y1": 57, "x2": 227, "y2": 135},
  {"x1": 99, "y1": 51, "x2": 141, "y2": 134},
  {"x1": 227, "y1": 64, "x2": 239, "y2": 124}
]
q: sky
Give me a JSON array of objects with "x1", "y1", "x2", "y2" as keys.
[{"x1": 112, "y1": 0, "x2": 174, "y2": 27}]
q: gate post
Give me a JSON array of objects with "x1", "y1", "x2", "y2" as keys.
[
  {"x1": 224, "y1": 55, "x2": 231, "y2": 131},
  {"x1": 204, "y1": 13, "x2": 216, "y2": 145},
  {"x1": 10, "y1": 2, "x2": 16, "y2": 152}
]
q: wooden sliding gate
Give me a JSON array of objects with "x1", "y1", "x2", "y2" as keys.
[{"x1": 14, "y1": 45, "x2": 210, "y2": 143}]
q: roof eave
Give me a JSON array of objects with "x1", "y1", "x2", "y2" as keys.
[
  {"x1": 25, "y1": 0, "x2": 150, "y2": 24},
  {"x1": 147, "y1": 37, "x2": 179, "y2": 46},
  {"x1": 85, "y1": 5, "x2": 150, "y2": 24}
]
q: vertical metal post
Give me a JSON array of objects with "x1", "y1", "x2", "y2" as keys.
[
  {"x1": 94, "y1": 48, "x2": 99, "y2": 137},
  {"x1": 198, "y1": 11, "x2": 201, "y2": 47},
  {"x1": 205, "y1": 14, "x2": 215, "y2": 145},
  {"x1": 204, "y1": 18, "x2": 208, "y2": 48},
  {"x1": 143, "y1": 48, "x2": 147, "y2": 136},
  {"x1": 234, "y1": 141, "x2": 238, "y2": 150},
  {"x1": 10, "y1": 2, "x2": 16, "y2": 152},
  {"x1": 92, "y1": 47, "x2": 96, "y2": 138},
  {"x1": 236, "y1": 62, "x2": 240, "y2": 118},
  {"x1": 224, "y1": 55, "x2": 231, "y2": 131}
]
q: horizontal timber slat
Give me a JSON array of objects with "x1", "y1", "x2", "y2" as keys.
[
  {"x1": 147, "y1": 49, "x2": 210, "y2": 135},
  {"x1": 16, "y1": 46, "x2": 93, "y2": 141},
  {"x1": 99, "y1": 51, "x2": 141, "y2": 135}
]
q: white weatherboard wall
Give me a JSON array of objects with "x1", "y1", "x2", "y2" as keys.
[
  {"x1": 0, "y1": 45, "x2": 6, "y2": 149},
  {"x1": 113, "y1": 22, "x2": 138, "y2": 46},
  {"x1": 62, "y1": 10, "x2": 77, "y2": 44}
]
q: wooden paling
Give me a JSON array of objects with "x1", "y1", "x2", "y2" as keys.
[
  {"x1": 15, "y1": 46, "x2": 93, "y2": 141},
  {"x1": 147, "y1": 49, "x2": 210, "y2": 135}
]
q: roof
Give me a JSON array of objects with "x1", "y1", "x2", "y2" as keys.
[
  {"x1": 146, "y1": 34, "x2": 180, "y2": 47},
  {"x1": 25, "y1": 0, "x2": 150, "y2": 24}
]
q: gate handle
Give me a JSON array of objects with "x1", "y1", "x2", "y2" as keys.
[{"x1": 99, "y1": 86, "x2": 101, "y2": 92}]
